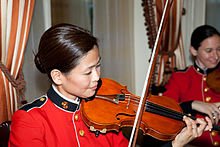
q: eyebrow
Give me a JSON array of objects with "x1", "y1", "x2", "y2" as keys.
[{"x1": 88, "y1": 57, "x2": 101, "y2": 69}]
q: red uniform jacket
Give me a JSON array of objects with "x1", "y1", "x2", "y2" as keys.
[
  {"x1": 163, "y1": 63, "x2": 220, "y2": 147},
  {"x1": 9, "y1": 86, "x2": 128, "y2": 147}
]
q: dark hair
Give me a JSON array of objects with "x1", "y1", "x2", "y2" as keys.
[
  {"x1": 191, "y1": 25, "x2": 220, "y2": 50},
  {"x1": 34, "y1": 23, "x2": 98, "y2": 80}
]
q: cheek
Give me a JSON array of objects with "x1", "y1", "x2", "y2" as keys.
[
  {"x1": 197, "y1": 52, "x2": 209, "y2": 59},
  {"x1": 97, "y1": 68, "x2": 101, "y2": 77},
  {"x1": 68, "y1": 78, "x2": 90, "y2": 97},
  {"x1": 72, "y1": 77, "x2": 90, "y2": 89},
  {"x1": 217, "y1": 51, "x2": 220, "y2": 57}
]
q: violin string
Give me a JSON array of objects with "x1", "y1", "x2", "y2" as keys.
[
  {"x1": 146, "y1": 101, "x2": 183, "y2": 121},
  {"x1": 120, "y1": 95, "x2": 185, "y2": 121},
  {"x1": 147, "y1": 102, "x2": 220, "y2": 132},
  {"x1": 124, "y1": 96, "x2": 183, "y2": 120},
  {"x1": 146, "y1": 106, "x2": 182, "y2": 121},
  {"x1": 123, "y1": 95, "x2": 220, "y2": 132}
]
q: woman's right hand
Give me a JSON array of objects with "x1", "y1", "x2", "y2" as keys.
[{"x1": 192, "y1": 100, "x2": 220, "y2": 124}]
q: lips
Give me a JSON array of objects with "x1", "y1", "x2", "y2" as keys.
[
  {"x1": 210, "y1": 60, "x2": 219, "y2": 65},
  {"x1": 91, "y1": 85, "x2": 98, "y2": 90}
]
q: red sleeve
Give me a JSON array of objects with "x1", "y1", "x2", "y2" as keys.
[
  {"x1": 163, "y1": 73, "x2": 183, "y2": 103},
  {"x1": 8, "y1": 110, "x2": 45, "y2": 147},
  {"x1": 111, "y1": 131, "x2": 128, "y2": 147}
]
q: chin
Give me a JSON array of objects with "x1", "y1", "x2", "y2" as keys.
[
  {"x1": 86, "y1": 92, "x2": 96, "y2": 98},
  {"x1": 208, "y1": 64, "x2": 218, "y2": 69}
]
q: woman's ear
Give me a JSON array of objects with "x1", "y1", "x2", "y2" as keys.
[
  {"x1": 50, "y1": 69, "x2": 62, "y2": 85},
  {"x1": 190, "y1": 46, "x2": 198, "y2": 56}
]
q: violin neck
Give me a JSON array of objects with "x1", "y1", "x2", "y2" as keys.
[
  {"x1": 145, "y1": 101, "x2": 220, "y2": 132},
  {"x1": 146, "y1": 101, "x2": 184, "y2": 121}
]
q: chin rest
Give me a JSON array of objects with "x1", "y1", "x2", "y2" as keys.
[{"x1": 0, "y1": 121, "x2": 11, "y2": 147}]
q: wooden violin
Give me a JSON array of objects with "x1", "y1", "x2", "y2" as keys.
[
  {"x1": 207, "y1": 64, "x2": 220, "y2": 94},
  {"x1": 81, "y1": 78, "x2": 185, "y2": 140},
  {"x1": 81, "y1": 78, "x2": 220, "y2": 140}
]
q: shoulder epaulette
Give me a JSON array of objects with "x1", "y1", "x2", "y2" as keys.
[
  {"x1": 175, "y1": 66, "x2": 189, "y2": 72},
  {"x1": 19, "y1": 96, "x2": 47, "y2": 111}
]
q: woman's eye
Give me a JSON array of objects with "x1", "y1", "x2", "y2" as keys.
[
  {"x1": 85, "y1": 71, "x2": 92, "y2": 75},
  {"x1": 96, "y1": 64, "x2": 101, "y2": 68},
  {"x1": 205, "y1": 48, "x2": 212, "y2": 53}
]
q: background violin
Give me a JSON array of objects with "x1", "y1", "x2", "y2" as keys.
[{"x1": 207, "y1": 64, "x2": 220, "y2": 94}]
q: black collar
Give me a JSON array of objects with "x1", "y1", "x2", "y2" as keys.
[
  {"x1": 193, "y1": 62, "x2": 207, "y2": 75},
  {"x1": 47, "y1": 86, "x2": 80, "y2": 112}
]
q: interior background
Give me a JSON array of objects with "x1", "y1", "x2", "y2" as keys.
[{"x1": 22, "y1": 0, "x2": 220, "y2": 103}]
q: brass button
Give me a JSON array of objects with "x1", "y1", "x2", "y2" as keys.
[
  {"x1": 40, "y1": 97, "x2": 45, "y2": 101},
  {"x1": 196, "y1": 68, "x2": 200, "y2": 71},
  {"x1": 75, "y1": 114, "x2": 79, "y2": 121},
  {"x1": 61, "y1": 101, "x2": 68, "y2": 109},
  {"x1": 203, "y1": 77, "x2": 207, "y2": 81},
  {"x1": 206, "y1": 97, "x2": 211, "y2": 102},
  {"x1": 214, "y1": 141, "x2": 219, "y2": 146},
  {"x1": 204, "y1": 87, "x2": 209, "y2": 92},
  {"x1": 211, "y1": 131, "x2": 217, "y2": 136},
  {"x1": 79, "y1": 130, "x2": 85, "y2": 136},
  {"x1": 187, "y1": 113, "x2": 192, "y2": 116}
]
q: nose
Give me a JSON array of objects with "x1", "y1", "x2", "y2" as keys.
[
  {"x1": 213, "y1": 49, "x2": 219, "y2": 60},
  {"x1": 93, "y1": 68, "x2": 101, "y2": 82}
]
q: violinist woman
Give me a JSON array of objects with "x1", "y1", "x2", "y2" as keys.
[
  {"x1": 9, "y1": 23, "x2": 212, "y2": 147},
  {"x1": 163, "y1": 25, "x2": 220, "y2": 146}
]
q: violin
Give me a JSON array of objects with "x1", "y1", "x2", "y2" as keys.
[
  {"x1": 81, "y1": 78, "x2": 220, "y2": 140},
  {"x1": 207, "y1": 64, "x2": 220, "y2": 94},
  {"x1": 81, "y1": 78, "x2": 180, "y2": 140}
]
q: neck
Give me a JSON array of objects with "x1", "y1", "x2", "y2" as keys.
[{"x1": 52, "y1": 84, "x2": 79, "y2": 102}]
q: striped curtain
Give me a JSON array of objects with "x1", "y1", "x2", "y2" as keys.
[
  {"x1": 0, "y1": 0, "x2": 35, "y2": 123},
  {"x1": 142, "y1": 0, "x2": 185, "y2": 88}
]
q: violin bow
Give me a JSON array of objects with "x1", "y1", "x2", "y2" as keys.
[{"x1": 128, "y1": 0, "x2": 173, "y2": 146}]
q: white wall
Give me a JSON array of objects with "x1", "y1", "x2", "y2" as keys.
[
  {"x1": 134, "y1": 0, "x2": 151, "y2": 96},
  {"x1": 181, "y1": 0, "x2": 206, "y2": 66},
  {"x1": 23, "y1": 0, "x2": 51, "y2": 102}
]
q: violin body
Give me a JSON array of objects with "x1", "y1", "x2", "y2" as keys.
[
  {"x1": 81, "y1": 78, "x2": 184, "y2": 141},
  {"x1": 207, "y1": 64, "x2": 220, "y2": 94}
]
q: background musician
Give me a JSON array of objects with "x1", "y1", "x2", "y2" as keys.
[{"x1": 163, "y1": 25, "x2": 220, "y2": 146}]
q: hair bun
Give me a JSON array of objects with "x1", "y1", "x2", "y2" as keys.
[{"x1": 34, "y1": 55, "x2": 47, "y2": 73}]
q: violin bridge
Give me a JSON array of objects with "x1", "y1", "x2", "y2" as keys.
[{"x1": 126, "y1": 94, "x2": 131, "y2": 109}]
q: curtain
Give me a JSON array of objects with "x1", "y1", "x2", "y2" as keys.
[
  {"x1": 0, "y1": 0, "x2": 35, "y2": 123},
  {"x1": 93, "y1": 0, "x2": 134, "y2": 92},
  {"x1": 142, "y1": 0, "x2": 185, "y2": 89}
]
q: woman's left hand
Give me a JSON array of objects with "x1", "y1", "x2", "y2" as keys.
[
  {"x1": 192, "y1": 101, "x2": 220, "y2": 124},
  {"x1": 171, "y1": 116, "x2": 212, "y2": 147}
]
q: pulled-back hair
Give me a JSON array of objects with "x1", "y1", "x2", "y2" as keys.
[
  {"x1": 34, "y1": 23, "x2": 98, "y2": 80},
  {"x1": 191, "y1": 25, "x2": 220, "y2": 50}
]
